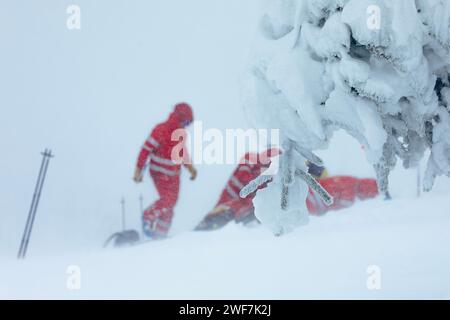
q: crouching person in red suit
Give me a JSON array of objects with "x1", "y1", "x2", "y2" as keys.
[
  {"x1": 134, "y1": 103, "x2": 197, "y2": 239},
  {"x1": 196, "y1": 149, "x2": 280, "y2": 231}
]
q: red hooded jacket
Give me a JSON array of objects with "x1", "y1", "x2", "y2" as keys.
[{"x1": 137, "y1": 103, "x2": 193, "y2": 176}]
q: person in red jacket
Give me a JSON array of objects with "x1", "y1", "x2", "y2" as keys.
[
  {"x1": 134, "y1": 103, "x2": 197, "y2": 239},
  {"x1": 196, "y1": 148, "x2": 280, "y2": 231},
  {"x1": 305, "y1": 163, "x2": 379, "y2": 215},
  {"x1": 197, "y1": 158, "x2": 379, "y2": 231}
]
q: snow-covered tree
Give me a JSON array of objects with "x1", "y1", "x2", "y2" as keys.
[{"x1": 241, "y1": 0, "x2": 450, "y2": 235}]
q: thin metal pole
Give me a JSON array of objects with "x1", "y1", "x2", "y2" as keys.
[
  {"x1": 22, "y1": 150, "x2": 51, "y2": 258},
  {"x1": 18, "y1": 150, "x2": 47, "y2": 259},
  {"x1": 18, "y1": 149, "x2": 53, "y2": 259}
]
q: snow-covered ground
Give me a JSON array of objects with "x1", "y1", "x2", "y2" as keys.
[
  {"x1": 1, "y1": 0, "x2": 450, "y2": 299},
  {"x1": 1, "y1": 183, "x2": 450, "y2": 299},
  {"x1": 2, "y1": 129, "x2": 450, "y2": 299}
]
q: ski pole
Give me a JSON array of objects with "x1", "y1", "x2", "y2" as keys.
[
  {"x1": 18, "y1": 149, "x2": 53, "y2": 259},
  {"x1": 18, "y1": 150, "x2": 47, "y2": 259},
  {"x1": 22, "y1": 150, "x2": 52, "y2": 258},
  {"x1": 22, "y1": 149, "x2": 53, "y2": 258},
  {"x1": 18, "y1": 149, "x2": 50, "y2": 259}
]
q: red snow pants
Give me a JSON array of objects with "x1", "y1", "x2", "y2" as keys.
[{"x1": 143, "y1": 171, "x2": 180, "y2": 237}]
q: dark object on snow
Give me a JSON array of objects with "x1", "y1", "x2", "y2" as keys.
[
  {"x1": 307, "y1": 161, "x2": 326, "y2": 180},
  {"x1": 18, "y1": 149, "x2": 54, "y2": 260},
  {"x1": 103, "y1": 230, "x2": 141, "y2": 248}
]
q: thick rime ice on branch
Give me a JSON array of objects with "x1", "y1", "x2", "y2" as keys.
[{"x1": 241, "y1": 0, "x2": 450, "y2": 235}]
